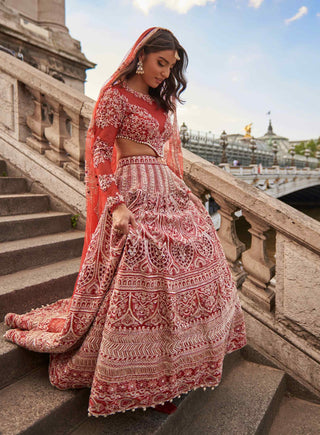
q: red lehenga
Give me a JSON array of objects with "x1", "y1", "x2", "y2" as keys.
[{"x1": 4, "y1": 27, "x2": 246, "y2": 417}]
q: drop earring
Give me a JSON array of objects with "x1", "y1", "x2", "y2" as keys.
[{"x1": 136, "y1": 59, "x2": 144, "y2": 75}]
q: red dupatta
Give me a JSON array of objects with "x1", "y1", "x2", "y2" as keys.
[{"x1": 80, "y1": 27, "x2": 184, "y2": 271}]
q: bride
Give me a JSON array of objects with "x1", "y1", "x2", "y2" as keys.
[{"x1": 5, "y1": 27, "x2": 246, "y2": 417}]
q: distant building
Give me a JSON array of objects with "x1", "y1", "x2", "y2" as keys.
[{"x1": 256, "y1": 120, "x2": 290, "y2": 154}]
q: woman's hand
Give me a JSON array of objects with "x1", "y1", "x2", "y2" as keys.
[{"x1": 112, "y1": 203, "x2": 137, "y2": 235}]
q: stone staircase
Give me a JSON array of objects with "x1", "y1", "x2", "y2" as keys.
[{"x1": 1, "y1": 157, "x2": 320, "y2": 435}]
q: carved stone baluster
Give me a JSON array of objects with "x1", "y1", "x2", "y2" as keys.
[
  {"x1": 26, "y1": 88, "x2": 50, "y2": 154},
  {"x1": 44, "y1": 97, "x2": 69, "y2": 166},
  {"x1": 241, "y1": 211, "x2": 275, "y2": 311},
  {"x1": 212, "y1": 192, "x2": 246, "y2": 288},
  {"x1": 183, "y1": 175, "x2": 209, "y2": 203},
  {"x1": 62, "y1": 107, "x2": 86, "y2": 180}
]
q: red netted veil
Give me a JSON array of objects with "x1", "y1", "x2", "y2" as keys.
[{"x1": 79, "y1": 27, "x2": 184, "y2": 271}]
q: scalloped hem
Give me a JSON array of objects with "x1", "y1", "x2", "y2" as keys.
[{"x1": 87, "y1": 382, "x2": 219, "y2": 418}]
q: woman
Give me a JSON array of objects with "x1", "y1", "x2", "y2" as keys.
[{"x1": 5, "y1": 27, "x2": 246, "y2": 417}]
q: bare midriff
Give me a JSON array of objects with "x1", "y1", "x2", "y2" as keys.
[{"x1": 116, "y1": 137, "x2": 158, "y2": 159}]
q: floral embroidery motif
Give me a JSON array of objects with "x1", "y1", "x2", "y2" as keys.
[
  {"x1": 98, "y1": 174, "x2": 115, "y2": 191},
  {"x1": 95, "y1": 87, "x2": 125, "y2": 129},
  {"x1": 93, "y1": 137, "x2": 113, "y2": 168}
]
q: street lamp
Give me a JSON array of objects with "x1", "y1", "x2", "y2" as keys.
[
  {"x1": 179, "y1": 122, "x2": 190, "y2": 147},
  {"x1": 304, "y1": 148, "x2": 311, "y2": 168},
  {"x1": 219, "y1": 130, "x2": 228, "y2": 164},
  {"x1": 272, "y1": 140, "x2": 278, "y2": 166},
  {"x1": 289, "y1": 146, "x2": 295, "y2": 167},
  {"x1": 250, "y1": 137, "x2": 257, "y2": 165}
]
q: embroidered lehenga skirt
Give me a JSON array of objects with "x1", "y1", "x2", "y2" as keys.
[{"x1": 5, "y1": 155, "x2": 246, "y2": 416}]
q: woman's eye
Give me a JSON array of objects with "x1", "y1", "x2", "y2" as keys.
[{"x1": 158, "y1": 61, "x2": 165, "y2": 67}]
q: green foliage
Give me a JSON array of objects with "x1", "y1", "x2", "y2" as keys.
[
  {"x1": 1, "y1": 171, "x2": 7, "y2": 176},
  {"x1": 294, "y1": 139, "x2": 319, "y2": 157},
  {"x1": 71, "y1": 214, "x2": 79, "y2": 229}
]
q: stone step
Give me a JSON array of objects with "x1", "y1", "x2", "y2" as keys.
[
  {"x1": 0, "y1": 322, "x2": 48, "y2": 389},
  {"x1": 0, "y1": 193, "x2": 49, "y2": 216},
  {"x1": 70, "y1": 402, "x2": 169, "y2": 435},
  {"x1": 0, "y1": 257, "x2": 81, "y2": 321},
  {"x1": 0, "y1": 366, "x2": 90, "y2": 435},
  {"x1": 269, "y1": 395, "x2": 320, "y2": 434},
  {"x1": 0, "y1": 211, "x2": 72, "y2": 242},
  {"x1": 69, "y1": 353, "x2": 239, "y2": 435},
  {"x1": 0, "y1": 230, "x2": 84, "y2": 276},
  {"x1": 0, "y1": 177, "x2": 28, "y2": 194},
  {"x1": 155, "y1": 357, "x2": 286, "y2": 435}
]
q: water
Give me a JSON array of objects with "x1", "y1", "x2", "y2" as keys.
[{"x1": 293, "y1": 206, "x2": 320, "y2": 223}]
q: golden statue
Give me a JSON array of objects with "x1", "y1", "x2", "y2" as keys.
[{"x1": 244, "y1": 123, "x2": 253, "y2": 138}]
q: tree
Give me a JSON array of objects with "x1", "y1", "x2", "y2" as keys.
[{"x1": 295, "y1": 139, "x2": 317, "y2": 157}]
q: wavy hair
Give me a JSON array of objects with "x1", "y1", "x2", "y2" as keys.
[{"x1": 112, "y1": 28, "x2": 188, "y2": 112}]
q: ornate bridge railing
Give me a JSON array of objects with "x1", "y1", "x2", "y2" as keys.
[{"x1": 1, "y1": 51, "x2": 320, "y2": 398}]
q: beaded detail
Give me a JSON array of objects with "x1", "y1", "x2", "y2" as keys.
[{"x1": 121, "y1": 80, "x2": 154, "y2": 104}]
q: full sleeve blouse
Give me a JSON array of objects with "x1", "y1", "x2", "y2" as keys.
[{"x1": 92, "y1": 86, "x2": 126, "y2": 213}]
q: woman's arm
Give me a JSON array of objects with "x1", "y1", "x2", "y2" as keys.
[{"x1": 92, "y1": 86, "x2": 136, "y2": 234}]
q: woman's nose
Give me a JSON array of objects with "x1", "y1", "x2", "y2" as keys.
[{"x1": 162, "y1": 67, "x2": 171, "y2": 78}]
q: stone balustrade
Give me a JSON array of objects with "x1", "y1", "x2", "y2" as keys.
[
  {"x1": 0, "y1": 51, "x2": 94, "y2": 182},
  {"x1": 1, "y1": 51, "x2": 320, "y2": 398},
  {"x1": 183, "y1": 150, "x2": 320, "y2": 396}
]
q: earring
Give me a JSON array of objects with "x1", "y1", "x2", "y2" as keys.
[{"x1": 136, "y1": 59, "x2": 144, "y2": 75}]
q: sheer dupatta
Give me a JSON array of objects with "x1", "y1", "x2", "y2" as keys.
[{"x1": 79, "y1": 27, "x2": 184, "y2": 272}]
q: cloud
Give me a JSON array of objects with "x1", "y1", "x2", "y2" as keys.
[
  {"x1": 248, "y1": 0, "x2": 264, "y2": 8},
  {"x1": 285, "y1": 6, "x2": 308, "y2": 25},
  {"x1": 317, "y1": 12, "x2": 320, "y2": 17},
  {"x1": 132, "y1": 0, "x2": 216, "y2": 14}
]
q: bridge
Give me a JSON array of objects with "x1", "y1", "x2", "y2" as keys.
[
  {"x1": 220, "y1": 164, "x2": 320, "y2": 199},
  {"x1": 181, "y1": 127, "x2": 319, "y2": 169}
]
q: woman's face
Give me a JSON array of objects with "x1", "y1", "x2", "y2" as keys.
[{"x1": 140, "y1": 50, "x2": 177, "y2": 88}]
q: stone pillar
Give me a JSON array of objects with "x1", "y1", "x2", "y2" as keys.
[
  {"x1": 212, "y1": 193, "x2": 246, "y2": 288},
  {"x1": 38, "y1": 0, "x2": 68, "y2": 32},
  {"x1": 241, "y1": 211, "x2": 275, "y2": 311},
  {"x1": 44, "y1": 97, "x2": 68, "y2": 166},
  {"x1": 62, "y1": 107, "x2": 86, "y2": 181},
  {"x1": 26, "y1": 87, "x2": 51, "y2": 154}
]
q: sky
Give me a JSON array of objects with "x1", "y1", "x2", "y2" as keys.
[{"x1": 65, "y1": 0, "x2": 320, "y2": 141}]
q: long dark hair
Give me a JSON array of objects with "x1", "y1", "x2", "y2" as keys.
[{"x1": 113, "y1": 28, "x2": 188, "y2": 112}]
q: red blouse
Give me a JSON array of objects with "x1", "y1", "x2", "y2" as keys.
[{"x1": 92, "y1": 80, "x2": 173, "y2": 212}]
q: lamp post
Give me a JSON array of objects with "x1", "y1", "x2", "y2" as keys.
[
  {"x1": 219, "y1": 130, "x2": 228, "y2": 164},
  {"x1": 304, "y1": 148, "x2": 311, "y2": 168},
  {"x1": 179, "y1": 122, "x2": 190, "y2": 147},
  {"x1": 289, "y1": 146, "x2": 295, "y2": 167},
  {"x1": 272, "y1": 140, "x2": 278, "y2": 166},
  {"x1": 250, "y1": 137, "x2": 257, "y2": 165}
]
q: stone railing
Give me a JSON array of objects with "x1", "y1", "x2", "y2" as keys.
[
  {"x1": 0, "y1": 51, "x2": 94, "y2": 220},
  {"x1": 1, "y1": 51, "x2": 320, "y2": 398}
]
